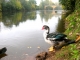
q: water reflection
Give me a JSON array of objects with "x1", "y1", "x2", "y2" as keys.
[
  {"x1": 56, "y1": 17, "x2": 65, "y2": 33},
  {"x1": 1, "y1": 11, "x2": 36, "y2": 27},
  {"x1": 0, "y1": 54, "x2": 7, "y2": 59},
  {"x1": 39, "y1": 10, "x2": 61, "y2": 22},
  {"x1": 0, "y1": 10, "x2": 62, "y2": 29},
  {"x1": 0, "y1": 10, "x2": 65, "y2": 60}
]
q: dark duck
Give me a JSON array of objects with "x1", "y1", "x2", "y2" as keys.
[
  {"x1": 42, "y1": 25, "x2": 80, "y2": 51},
  {"x1": 0, "y1": 47, "x2": 7, "y2": 55}
]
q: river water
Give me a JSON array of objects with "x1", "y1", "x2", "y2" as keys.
[{"x1": 0, "y1": 10, "x2": 65, "y2": 60}]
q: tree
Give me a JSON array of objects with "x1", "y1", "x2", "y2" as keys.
[
  {"x1": 59, "y1": 0, "x2": 75, "y2": 11},
  {"x1": 20, "y1": 0, "x2": 36, "y2": 11},
  {"x1": 1, "y1": 0, "x2": 37, "y2": 12},
  {"x1": 0, "y1": 0, "x2": 2, "y2": 11},
  {"x1": 39, "y1": 0, "x2": 54, "y2": 10},
  {"x1": 9, "y1": 0, "x2": 22, "y2": 11},
  {"x1": 1, "y1": 0, "x2": 22, "y2": 12},
  {"x1": 27, "y1": 0, "x2": 36, "y2": 10}
]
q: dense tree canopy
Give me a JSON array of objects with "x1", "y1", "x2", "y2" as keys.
[
  {"x1": 0, "y1": 0, "x2": 64, "y2": 11},
  {"x1": 39, "y1": 0, "x2": 54, "y2": 10},
  {"x1": 1, "y1": 0, "x2": 36, "y2": 12},
  {"x1": 59, "y1": 0, "x2": 75, "y2": 11}
]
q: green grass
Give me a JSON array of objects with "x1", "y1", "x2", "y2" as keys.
[{"x1": 53, "y1": 10, "x2": 80, "y2": 60}]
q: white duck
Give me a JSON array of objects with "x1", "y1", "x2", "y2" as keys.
[{"x1": 42, "y1": 25, "x2": 68, "y2": 51}]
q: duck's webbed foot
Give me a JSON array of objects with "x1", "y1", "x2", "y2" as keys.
[{"x1": 48, "y1": 46, "x2": 55, "y2": 52}]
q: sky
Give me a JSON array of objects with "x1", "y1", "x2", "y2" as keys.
[{"x1": 36, "y1": 0, "x2": 59, "y2": 6}]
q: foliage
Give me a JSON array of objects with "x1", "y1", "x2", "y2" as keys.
[
  {"x1": 0, "y1": 0, "x2": 2, "y2": 11},
  {"x1": 54, "y1": 6, "x2": 62, "y2": 10},
  {"x1": 53, "y1": 0, "x2": 80, "y2": 58},
  {"x1": 39, "y1": 0, "x2": 54, "y2": 10},
  {"x1": 75, "y1": 0, "x2": 80, "y2": 10},
  {"x1": 0, "y1": 12, "x2": 2, "y2": 20},
  {"x1": 69, "y1": 44, "x2": 80, "y2": 60},
  {"x1": 64, "y1": 10, "x2": 80, "y2": 40},
  {"x1": 55, "y1": 44, "x2": 80, "y2": 60},
  {"x1": 59, "y1": 0, "x2": 80, "y2": 59},
  {"x1": 1, "y1": 0, "x2": 36, "y2": 12},
  {"x1": 2, "y1": 0, "x2": 22, "y2": 12},
  {"x1": 10, "y1": 0, "x2": 22, "y2": 10},
  {"x1": 46, "y1": 6, "x2": 53, "y2": 10},
  {"x1": 19, "y1": 0, "x2": 36, "y2": 11},
  {"x1": 36, "y1": 5, "x2": 40, "y2": 10},
  {"x1": 59, "y1": 0, "x2": 75, "y2": 11}
]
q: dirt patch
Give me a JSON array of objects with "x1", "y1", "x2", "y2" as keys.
[{"x1": 35, "y1": 51, "x2": 55, "y2": 60}]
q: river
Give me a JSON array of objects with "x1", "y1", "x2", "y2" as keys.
[{"x1": 0, "y1": 10, "x2": 65, "y2": 60}]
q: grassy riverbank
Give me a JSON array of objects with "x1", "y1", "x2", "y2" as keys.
[
  {"x1": 53, "y1": 10, "x2": 80, "y2": 60},
  {"x1": 62, "y1": 10, "x2": 80, "y2": 60},
  {"x1": 49, "y1": 1, "x2": 80, "y2": 59}
]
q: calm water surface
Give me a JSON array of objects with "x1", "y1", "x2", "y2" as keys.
[{"x1": 0, "y1": 10, "x2": 65, "y2": 60}]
